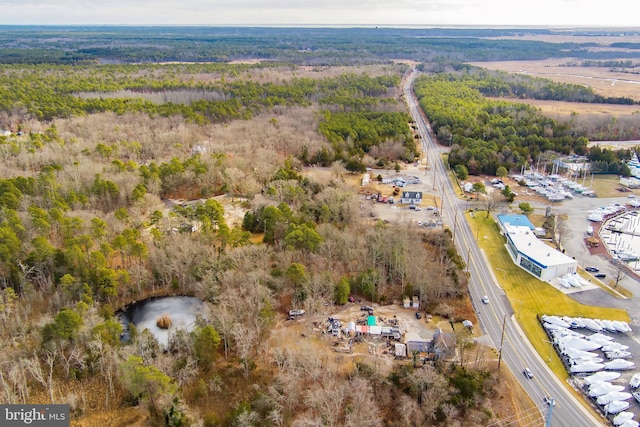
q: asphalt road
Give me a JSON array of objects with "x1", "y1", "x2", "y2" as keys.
[{"x1": 404, "y1": 69, "x2": 606, "y2": 427}]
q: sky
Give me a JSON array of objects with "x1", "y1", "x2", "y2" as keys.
[{"x1": 0, "y1": 0, "x2": 638, "y2": 27}]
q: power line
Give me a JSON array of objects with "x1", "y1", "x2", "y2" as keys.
[{"x1": 485, "y1": 404, "x2": 545, "y2": 427}]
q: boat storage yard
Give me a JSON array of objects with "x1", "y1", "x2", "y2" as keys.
[{"x1": 540, "y1": 314, "x2": 640, "y2": 424}]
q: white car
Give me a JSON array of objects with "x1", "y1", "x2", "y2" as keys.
[{"x1": 481, "y1": 296, "x2": 489, "y2": 304}]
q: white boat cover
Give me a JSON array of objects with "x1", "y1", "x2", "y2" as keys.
[
  {"x1": 605, "y1": 401, "x2": 631, "y2": 414},
  {"x1": 583, "y1": 371, "x2": 621, "y2": 384}
]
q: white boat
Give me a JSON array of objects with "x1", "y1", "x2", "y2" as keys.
[
  {"x1": 564, "y1": 274, "x2": 581, "y2": 288},
  {"x1": 583, "y1": 318, "x2": 604, "y2": 332},
  {"x1": 606, "y1": 401, "x2": 631, "y2": 414},
  {"x1": 613, "y1": 411, "x2": 635, "y2": 426},
  {"x1": 588, "y1": 332, "x2": 614, "y2": 343},
  {"x1": 564, "y1": 348, "x2": 599, "y2": 359},
  {"x1": 597, "y1": 391, "x2": 632, "y2": 405},
  {"x1": 629, "y1": 373, "x2": 640, "y2": 388},
  {"x1": 606, "y1": 351, "x2": 633, "y2": 359},
  {"x1": 584, "y1": 371, "x2": 622, "y2": 384},
  {"x1": 544, "y1": 322, "x2": 566, "y2": 331},
  {"x1": 619, "y1": 420, "x2": 639, "y2": 427},
  {"x1": 573, "y1": 357, "x2": 605, "y2": 365},
  {"x1": 563, "y1": 316, "x2": 585, "y2": 328},
  {"x1": 558, "y1": 336, "x2": 602, "y2": 351},
  {"x1": 542, "y1": 315, "x2": 570, "y2": 328},
  {"x1": 604, "y1": 343, "x2": 631, "y2": 352},
  {"x1": 613, "y1": 320, "x2": 633, "y2": 333},
  {"x1": 605, "y1": 359, "x2": 636, "y2": 371},
  {"x1": 602, "y1": 320, "x2": 618, "y2": 333},
  {"x1": 589, "y1": 383, "x2": 625, "y2": 397},
  {"x1": 570, "y1": 362, "x2": 605, "y2": 373}
]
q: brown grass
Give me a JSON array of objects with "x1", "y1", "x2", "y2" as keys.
[
  {"x1": 156, "y1": 314, "x2": 172, "y2": 329},
  {"x1": 500, "y1": 365, "x2": 543, "y2": 427},
  {"x1": 470, "y1": 58, "x2": 640, "y2": 101},
  {"x1": 73, "y1": 407, "x2": 149, "y2": 427},
  {"x1": 487, "y1": 96, "x2": 640, "y2": 117}
]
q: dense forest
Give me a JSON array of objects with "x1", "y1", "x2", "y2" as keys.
[
  {"x1": 0, "y1": 55, "x2": 509, "y2": 426},
  {"x1": 413, "y1": 70, "x2": 640, "y2": 176},
  {"x1": 2, "y1": 26, "x2": 640, "y2": 65}
]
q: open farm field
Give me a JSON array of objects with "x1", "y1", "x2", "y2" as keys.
[
  {"x1": 470, "y1": 58, "x2": 640, "y2": 101},
  {"x1": 486, "y1": 96, "x2": 640, "y2": 117}
]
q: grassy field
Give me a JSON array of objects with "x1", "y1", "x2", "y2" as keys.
[
  {"x1": 469, "y1": 214, "x2": 630, "y2": 380},
  {"x1": 591, "y1": 174, "x2": 630, "y2": 198},
  {"x1": 487, "y1": 96, "x2": 640, "y2": 118},
  {"x1": 469, "y1": 58, "x2": 640, "y2": 102}
]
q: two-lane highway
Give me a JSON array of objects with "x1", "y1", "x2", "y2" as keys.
[{"x1": 404, "y1": 69, "x2": 605, "y2": 427}]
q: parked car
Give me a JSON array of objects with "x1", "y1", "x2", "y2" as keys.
[
  {"x1": 585, "y1": 266, "x2": 600, "y2": 272},
  {"x1": 415, "y1": 312, "x2": 422, "y2": 319},
  {"x1": 523, "y1": 368, "x2": 534, "y2": 379},
  {"x1": 595, "y1": 273, "x2": 607, "y2": 279},
  {"x1": 360, "y1": 305, "x2": 374, "y2": 312},
  {"x1": 481, "y1": 296, "x2": 489, "y2": 304}
]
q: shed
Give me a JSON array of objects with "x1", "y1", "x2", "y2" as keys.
[
  {"x1": 405, "y1": 332, "x2": 430, "y2": 353},
  {"x1": 407, "y1": 339, "x2": 430, "y2": 353},
  {"x1": 367, "y1": 315, "x2": 377, "y2": 326},
  {"x1": 395, "y1": 343, "x2": 407, "y2": 358},
  {"x1": 412, "y1": 296, "x2": 419, "y2": 309},
  {"x1": 462, "y1": 320, "x2": 473, "y2": 329},
  {"x1": 403, "y1": 297, "x2": 411, "y2": 308}
]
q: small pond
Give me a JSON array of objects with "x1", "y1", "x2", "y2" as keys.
[{"x1": 117, "y1": 296, "x2": 204, "y2": 348}]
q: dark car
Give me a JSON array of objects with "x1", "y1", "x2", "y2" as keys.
[
  {"x1": 585, "y1": 266, "x2": 600, "y2": 272},
  {"x1": 415, "y1": 312, "x2": 422, "y2": 319},
  {"x1": 595, "y1": 273, "x2": 607, "y2": 279}
]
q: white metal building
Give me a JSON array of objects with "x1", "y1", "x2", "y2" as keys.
[{"x1": 504, "y1": 224, "x2": 578, "y2": 281}]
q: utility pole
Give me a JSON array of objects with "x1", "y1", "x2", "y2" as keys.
[
  {"x1": 544, "y1": 398, "x2": 555, "y2": 427},
  {"x1": 497, "y1": 314, "x2": 507, "y2": 370}
]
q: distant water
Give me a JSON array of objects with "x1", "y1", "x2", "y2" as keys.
[{"x1": 120, "y1": 296, "x2": 203, "y2": 348}]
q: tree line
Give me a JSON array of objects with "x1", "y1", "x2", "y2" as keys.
[
  {"x1": 2, "y1": 26, "x2": 640, "y2": 65},
  {"x1": 414, "y1": 71, "x2": 639, "y2": 176}
]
